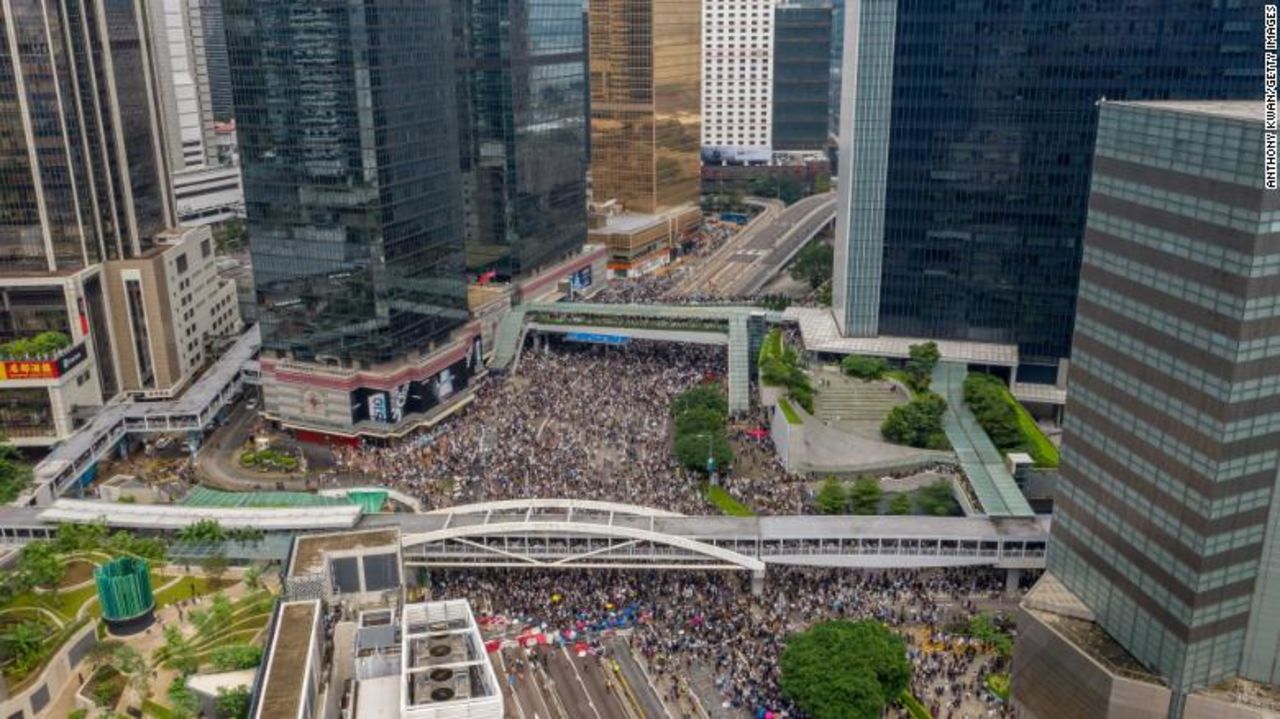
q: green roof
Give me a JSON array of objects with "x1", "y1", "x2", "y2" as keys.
[{"x1": 181, "y1": 486, "x2": 354, "y2": 509}]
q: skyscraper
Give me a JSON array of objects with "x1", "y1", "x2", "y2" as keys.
[
  {"x1": 588, "y1": 0, "x2": 701, "y2": 275},
  {"x1": 588, "y1": 0, "x2": 700, "y2": 216},
  {"x1": 453, "y1": 0, "x2": 588, "y2": 277},
  {"x1": 1015, "y1": 101, "x2": 1280, "y2": 718},
  {"x1": 772, "y1": 3, "x2": 832, "y2": 152},
  {"x1": 225, "y1": 0, "x2": 480, "y2": 434},
  {"x1": 0, "y1": 0, "x2": 177, "y2": 442},
  {"x1": 832, "y1": 1, "x2": 1260, "y2": 375},
  {"x1": 701, "y1": 0, "x2": 774, "y2": 164},
  {"x1": 198, "y1": 0, "x2": 234, "y2": 121}
]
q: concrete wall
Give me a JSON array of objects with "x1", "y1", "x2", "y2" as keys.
[{"x1": 1013, "y1": 607, "x2": 1170, "y2": 719}]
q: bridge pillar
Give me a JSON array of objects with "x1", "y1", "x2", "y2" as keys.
[
  {"x1": 751, "y1": 569, "x2": 765, "y2": 597},
  {"x1": 1005, "y1": 568, "x2": 1023, "y2": 595}
]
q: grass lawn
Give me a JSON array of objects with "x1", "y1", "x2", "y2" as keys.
[
  {"x1": 777, "y1": 397, "x2": 802, "y2": 425},
  {"x1": 1007, "y1": 397, "x2": 1059, "y2": 467},
  {"x1": 55, "y1": 559, "x2": 97, "y2": 588},
  {"x1": 154, "y1": 576, "x2": 236, "y2": 609},
  {"x1": 703, "y1": 485, "x2": 756, "y2": 517},
  {"x1": 10, "y1": 582, "x2": 99, "y2": 621},
  {"x1": 143, "y1": 699, "x2": 175, "y2": 719},
  {"x1": 984, "y1": 673, "x2": 1011, "y2": 701}
]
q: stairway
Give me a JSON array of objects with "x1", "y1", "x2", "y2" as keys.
[{"x1": 814, "y1": 377, "x2": 904, "y2": 423}]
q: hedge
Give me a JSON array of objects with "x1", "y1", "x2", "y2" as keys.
[{"x1": 778, "y1": 397, "x2": 802, "y2": 425}]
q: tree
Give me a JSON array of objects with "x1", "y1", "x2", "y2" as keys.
[
  {"x1": 780, "y1": 620, "x2": 912, "y2": 719},
  {"x1": 216, "y1": 686, "x2": 252, "y2": 719},
  {"x1": 849, "y1": 478, "x2": 883, "y2": 515},
  {"x1": 968, "y1": 614, "x2": 1014, "y2": 659},
  {"x1": 904, "y1": 341, "x2": 941, "y2": 392},
  {"x1": 55, "y1": 521, "x2": 109, "y2": 554},
  {"x1": 160, "y1": 625, "x2": 198, "y2": 674},
  {"x1": 244, "y1": 563, "x2": 264, "y2": 591},
  {"x1": 179, "y1": 519, "x2": 227, "y2": 543},
  {"x1": 209, "y1": 643, "x2": 263, "y2": 671},
  {"x1": 886, "y1": 493, "x2": 913, "y2": 515},
  {"x1": 672, "y1": 384, "x2": 728, "y2": 418},
  {"x1": 674, "y1": 432, "x2": 734, "y2": 474},
  {"x1": 0, "y1": 620, "x2": 47, "y2": 673},
  {"x1": 167, "y1": 675, "x2": 201, "y2": 718},
  {"x1": 675, "y1": 407, "x2": 727, "y2": 437},
  {"x1": 201, "y1": 552, "x2": 230, "y2": 585},
  {"x1": 789, "y1": 241, "x2": 834, "y2": 290},
  {"x1": 0, "y1": 438, "x2": 31, "y2": 504},
  {"x1": 814, "y1": 478, "x2": 847, "y2": 515},
  {"x1": 840, "y1": 355, "x2": 888, "y2": 380},
  {"x1": 881, "y1": 393, "x2": 948, "y2": 449},
  {"x1": 18, "y1": 541, "x2": 62, "y2": 590},
  {"x1": 964, "y1": 373, "x2": 1022, "y2": 449},
  {"x1": 916, "y1": 480, "x2": 959, "y2": 517},
  {"x1": 111, "y1": 644, "x2": 150, "y2": 703}
]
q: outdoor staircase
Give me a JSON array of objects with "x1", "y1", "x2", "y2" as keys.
[
  {"x1": 814, "y1": 378, "x2": 903, "y2": 423},
  {"x1": 489, "y1": 308, "x2": 527, "y2": 371}
]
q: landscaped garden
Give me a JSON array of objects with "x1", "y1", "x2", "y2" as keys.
[
  {"x1": 813, "y1": 476, "x2": 960, "y2": 517},
  {"x1": 963, "y1": 373, "x2": 1059, "y2": 467},
  {"x1": 237, "y1": 445, "x2": 300, "y2": 473}
]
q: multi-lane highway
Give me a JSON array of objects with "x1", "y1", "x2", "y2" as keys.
[{"x1": 672, "y1": 192, "x2": 836, "y2": 298}]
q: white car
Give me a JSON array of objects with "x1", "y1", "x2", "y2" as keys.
[{"x1": 246, "y1": 399, "x2": 259, "y2": 410}]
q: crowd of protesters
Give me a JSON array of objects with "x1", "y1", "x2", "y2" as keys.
[{"x1": 432, "y1": 567, "x2": 1023, "y2": 718}]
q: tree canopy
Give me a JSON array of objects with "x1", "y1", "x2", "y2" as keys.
[
  {"x1": 0, "y1": 439, "x2": 31, "y2": 504},
  {"x1": 789, "y1": 241, "x2": 834, "y2": 290},
  {"x1": 903, "y1": 342, "x2": 940, "y2": 392},
  {"x1": 780, "y1": 620, "x2": 912, "y2": 719},
  {"x1": 881, "y1": 393, "x2": 948, "y2": 449}
]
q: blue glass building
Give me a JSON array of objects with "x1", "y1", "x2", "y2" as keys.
[
  {"x1": 454, "y1": 0, "x2": 588, "y2": 277},
  {"x1": 224, "y1": 0, "x2": 469, "y2": 365},
  {"x1": 833, "y1": 0, "x2": 1262, "y2": 374}
]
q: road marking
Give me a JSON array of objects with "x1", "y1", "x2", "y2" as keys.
[{"x1": 560, "y1": 645, "x2": 605, "y2": 719}]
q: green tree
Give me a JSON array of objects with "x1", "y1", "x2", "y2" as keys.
[
  {"x1": 963, "y1": 373, "x2": 1022, "y2": 449},
  {"x1": 167, "y1": 675, "x2": 201, "y2": 717},
  {"x1": 244, "y1": 563, "x2": 265, "y2": 591},
  {"x1": 968, "y1": 614, "x2": 1014, "y2": 659},
  {"x1": 789, "y1": 241, "x2": 834, "y2": 290},
  {"x1": 780, "y1": 620, "x2": 912, "y2": 719},
  {"x1": 160, "y1": 624, "x2": 198, "y2": 674},
  {"x1": 111, "y1": 644, "x2": 150, "y2": 703},
  {"x1": 886, "y1": 492, "x2": 913, "y2": 515},
  {"x1": 672, "y1": 384, "x2": 728, "y2": 418},
  {"x1": 904, "y1": 342, "x2": 941, "y2": 392},
  {"x1": 55, "y1": 521, "x2": 109, "y2": 553},
  {"x1": 814, "y1": 478, "x2": 847, "y2": 515},
  {"x1": 881, "y1": 393, "x2": 948, "y2": 449},
  {"x1": 816, "y1": 281, "x2": 832, "y2": 307},
  {"x1": 179, "y1": 519, "x2": 227, "y2": 543},
  {"x1": 840, "y1": 355, "x2": 888, "y2": 380},
  {"x1": 916, "y1": 480, "x2": 959, "y2": 517},
  {"x1": 0, "y1": 620, "x2": 48, "y2": 673},
  {"x1": 209, "y1": 643, "x2": 263, "y2": 671},
  {"x1": 674, "y1": 432, "x2": 734, "y2": 474},
  {"x1": 0, "y1": 438, "x2": 32, "y2": 504},
  {"x1": 849, "y1": 478, "x2": 883, "y2": 515},
  {"x1": 18, "y1": 541, "x2": 62, "y2": 590},
  {"x1": 675, "y1": 406, "x2": 727, "y2": 437},
  {"x1": 200, "y1": 553, "x2": 230, "y2": 585},
  {"x1": 215, "y1": 686, "x2": 251, "y2": 719}
]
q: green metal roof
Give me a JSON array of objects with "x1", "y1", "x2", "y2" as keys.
[{"x1": 182, "y1": 486, "x2": 353, "y2": 509}]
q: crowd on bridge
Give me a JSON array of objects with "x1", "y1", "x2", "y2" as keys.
[{"x1": 432, "y1": 567, "x2": 1024, "y2": 719}]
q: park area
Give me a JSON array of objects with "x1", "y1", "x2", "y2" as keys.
[{"x1": 0, "y1": 522, "x2": 272, "y2": 719}]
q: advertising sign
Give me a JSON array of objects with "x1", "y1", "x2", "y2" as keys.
[
  {"x1": 570, "y1": 266, "x2": 593, "y2": 291},
  {"x1": 367, "y1": 392, "x2": 389, "y2": 423},
  {"x1": 349, "y1": 337, "x2": 483, "y2": 425},
  {"x1": 564, "y1": 332, "x2": 628, "y2": 346}
]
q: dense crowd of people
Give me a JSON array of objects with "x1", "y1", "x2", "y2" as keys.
[
  {"x1": 432, "y1": 567, "x2": 1024, "y2": 718},
  {"x1": 332, "y1": 341, "x2": 793, "y2": 514}
]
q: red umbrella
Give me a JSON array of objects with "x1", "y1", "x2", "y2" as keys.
[{"x1": 746, "y1": 428, "x2": 769, "y2": 439}]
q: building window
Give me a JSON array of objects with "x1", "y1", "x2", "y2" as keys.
[
  {"x1": 175, "y1": 254, "x2": 188, "y2": 274},
  {"x1": 201, "y1": 238, "x2": 211, "y2": 258},
  {"x1": 124, "y1": 278, "x2": 155, "y2": 388},
  {"x1": 0, "y1": 388, "x2": 55, "y2": 438}
]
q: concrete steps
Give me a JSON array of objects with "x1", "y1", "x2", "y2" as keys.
[{"x1": 814, "y1": 380, "x2": 904, "y2": 422}]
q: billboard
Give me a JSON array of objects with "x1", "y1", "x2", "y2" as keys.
[
  {"x1": 0, "y1": 342, "x2": 88, "y2": 382},
  {"x1": 350, "y1": 337, "x2": 483, "y2": 425},
  {"x1": 565, "y1": 332, "x2": 628, "y2": 346}
]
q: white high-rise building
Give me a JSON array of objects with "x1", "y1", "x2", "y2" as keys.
[{"x1": 702, "y1": 0, "x2": 775, "y2": 164}]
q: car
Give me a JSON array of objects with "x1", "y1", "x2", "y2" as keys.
[{"x1": 246, "y1": 398, "x2": 259, "y2": 410}]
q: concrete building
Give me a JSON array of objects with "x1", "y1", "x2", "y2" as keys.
[
  {"x1": 1014, "y1": 102, "x2": 1280, "y2": 718},
  {"x1": 173, "y1": 165, "x2": 244, "y2": 227},
  {"x1": 588, "y1": 0, "x2": 702, "y2": 275},
  {"x1": 701, "y1": 0, "x2": 774, "y2": 164},
  {"x1": 102, "y1": 226, "x2": 242, "y2": 399}
]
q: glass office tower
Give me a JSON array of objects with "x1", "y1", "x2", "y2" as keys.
[
  {"x1": 772, "y1": 4, "x2": 832, "y2": 151},
  {"x1": 1021, "y1": 101, "x2": 1280, "y2": 716},
  {"x1": 224, "y1": 0, "x2": 468, "y2": 365},
  {"x1": 454, "y1": 0, "x2": 588, "y2": 277},
  {"x1": 588, "y1": 0, "x2": 701, "y2": 215},
  {"x1": 833, "y1": 0, "x2": 1260, "y2": 372}
]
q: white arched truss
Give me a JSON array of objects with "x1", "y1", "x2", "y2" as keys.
[
  {"x1": 401, "y1": 521, "x2": 766, "y2": 573},
  {"x1": 424, "y1": 498, "x2": 685, "y2": 518}
]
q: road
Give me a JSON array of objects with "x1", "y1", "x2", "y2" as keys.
[
  {"x1": 495, "y1": 644, "x2": 637, "y2": 719},
  {"x1": 672, "y1": 192, "x2": 836, "y2": 299}
]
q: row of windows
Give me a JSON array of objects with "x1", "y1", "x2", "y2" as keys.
[
  {"x1": 1075, "y1": 314, "x2": 1280, "y2": 406},
  {"x1": 1073, "y1": 349, "x2": 1280, "y2": 445},
  {"x1": 1065, "y1": 382, "x2": 1275, "y2": 526},
  {"x1": 1096, "y1": 107, "x2": 1258, "y2": 187},
  {"x1": 1077, "y1": 280, "x2": 1280, "y2": 369},
  {"x1": 1093, "y1": 174, "x2": 1265, "y2": 235},
  {"x1": 1084, "y1": 245, "x2": 1274, "y2": 321},
  {"x1": 1088, "y1": 210, "x2": 1280, "y2": 279},
  {"x1": 1071, "y1": 381, "x2": 1279, "y2": 484}
]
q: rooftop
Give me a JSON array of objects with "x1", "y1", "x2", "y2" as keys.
[
  {"x1": 288, "y1": 528, "x2": 400, "y2": 578},
  {"x1": 1108, "y1": 100, "x2": 1262, "y2": 124},
  {"x1": 784, "y1": 307, "x2": 1019, "y2": 367},
  {"x1": 256, "y1": 601, "x2": 320, "y2": 719}
]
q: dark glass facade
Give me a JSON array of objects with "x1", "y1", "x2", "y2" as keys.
[
  {"x1": 224, "y1": 0, "x2": 468, "y2": 366},
  {"x1": 453, "y1": 0, "x2": 587, "y2": 277},
  {"x1": 772, "y1": 5, "x2": 832, "y2": 151},
  {"x1": 198, "y1": 0, "x2": 234, "y2": 120},
  {"x1": 834, "y1": 0, "x2": 1261, "y2": 368},
  {"x1": 0, "y1": 0, "x2": 170, "y2": 273}
]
